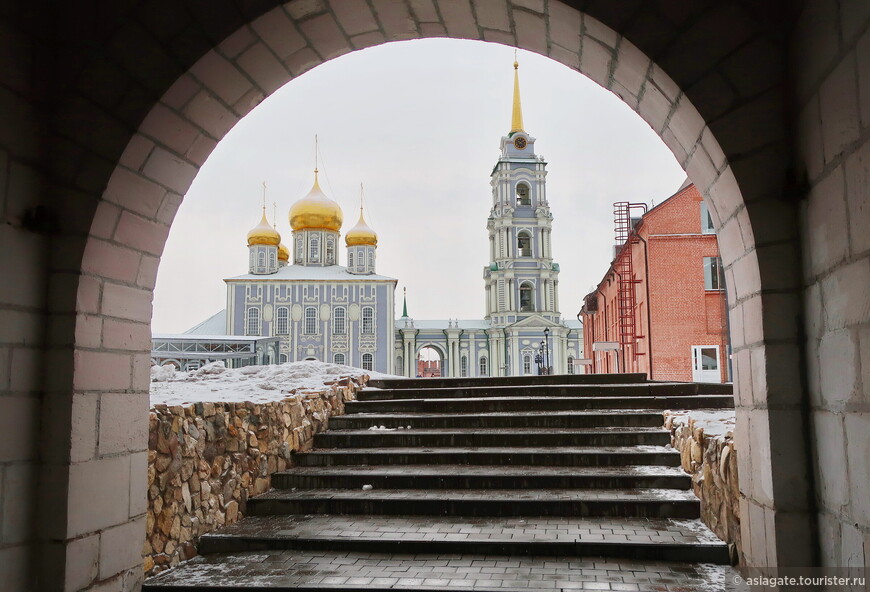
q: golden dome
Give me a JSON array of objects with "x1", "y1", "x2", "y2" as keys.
[
  {"x1": 289, "y1": 173, "x2": 343, "y2": 232},
  {"x1": 247, "y1": 211, "x2": 281, "y2": 246},
  {"x1": 277, "y1": 242, "x2": 290, "y2": 261},
  {"x1": 345, "y1": 207, "x2": 378, "y2": 246}
]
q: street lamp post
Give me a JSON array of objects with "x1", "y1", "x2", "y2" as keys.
[{"x1": 543, "y1": 327, "x2": 551, "y2": 375}]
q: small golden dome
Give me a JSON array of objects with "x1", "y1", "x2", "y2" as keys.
[
  {"x1": 289, "y1": 173, "x2": 343, "y2": 232},
  {"x1": 247, "y1": 211, "x2": 281, "y2": 246},
  {"x1": 277, "y1": 242, "x2": 290, "y2": 261},
  {"x1": 345, "y1": 208, "x2": 378, "y2": 247}
]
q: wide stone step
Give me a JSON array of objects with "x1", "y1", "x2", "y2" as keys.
[
  {"x1": 272, "y1": 465, "x2": 691, "y2": 491},
  {"x1": 246, "y1": 488, "x2": 700, "y2": 519},
  {"x1": 346, "y1": 395, "x2": 735, "y2": 413},
  {"x1": 368, "y1": 372, "x2": 650, "y2": 389},
  {"x1": 314, "y1": 427, "x2": 670, "y2": 449},
  {"x1": 328, "y1": 410, "x2": 666, "y2": 430},
  {"x1": 196, "y1": 515, "x2": 729, "y2": 563},
  {"x1": 144, "y1": 549, "x2": 739, "y2": 590},
  {"x1": 358, "y1": 382, "x2": 733, "y2": 401},
  {"x1": 293, "y1": 446, "x2": 680, "y2": 467}
]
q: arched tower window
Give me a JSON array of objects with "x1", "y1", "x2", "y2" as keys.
[
  {"x1": 257, "y1": 251, "x2": 266, "y2": 269},
  {"x1": 516, "y1": 183, "x2": 531, "y2": 206},
  {"x1": 479, "y1": 356, "x2": 488, "y2": 376},
  {"x1": 361, "y1": 307, "x2": 374, "y2": 334},
  {"x1": 362, "y1": 353, "x2": 373, "y2": 371},
  {"x1": 333, "y1": 306, "x2": 346, "y2": 335},
  {"x1": 326, "y1": 239, "x2": 335, "y2": 264},
  {"x1": 368, "y1": 250, "x2": 374, "y2": 269},
  {"x1": 245, "y1": 308, "x2": 260, "y2": 336},
  {"x1": 309, "y1": 236, "x2": 319, "y2": 262},
  {"x1": 519, "y1": 282, "x2": 534, "y2": 311},
  {"x1": 269, "y1": 250, "x2": 276, "y2": 269},
  {"x1": 304, "y1": 306, "x2": 317, "y2": 335},
  {"x1": 348, "y1": 251, "x2": 354, "y2": 268},
  {"x1": 276, "y1": 307, "x2": 289, "y2": 335},
  {"x1": 517, "y1": 231, "x2": 532, "y2": 257}
]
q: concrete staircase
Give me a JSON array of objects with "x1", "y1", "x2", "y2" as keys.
[{"x1": 144, "y1": 374, "x2": 734, "y2": 590}]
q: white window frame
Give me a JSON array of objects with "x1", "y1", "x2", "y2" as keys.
[
  {"x1": 257, "y1": 251, "x2": 266, "y2": 269},
  {"x1": 333, "y1": 306, "x2": 346, "y2": 335},
  {"x1": 479, "y1": 356, "x2": 488, "y2": 376},
  {"x1": 460, "y1": 355, "x2": 468, "y2": 377},
  {"x1": 361, "y1": 306, "x2": 374, "y2": 334},
  {"x1": 567, "y1": 356, "x2": 575, "y2": 374},
  {"x1": 276, "y1": 306, "x2": 289, "y2": 335},
  {"x1": 309, "y1": 236, "x2": 319, "y2": 262},
  {"x1": 304, "y1": 306, "x2": 317, "y2": 335},
  {"x1": 348, "y1": 251, "x2": 354, "y2": 268},
  {"x1": 523, "y1": 354, "x2": 531, "y2": 374},
  {"x1": 334, "y1": 353, "x2": 346, "y2": 366},
  {"x1": 245, "y1": 307, "x2": 260, "y2": 336},
  {"x1": 362, "y1": 353, "x2": 373, "y2": 371},
  {"x1": 279, "y1": 353, "x2": 288, "y2": 363}
]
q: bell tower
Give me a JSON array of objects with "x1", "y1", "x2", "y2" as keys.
[{"x1": 483, "y1": 60, "x2": 562, "y2": 327}]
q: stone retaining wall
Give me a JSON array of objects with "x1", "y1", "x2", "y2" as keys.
[
  {"x1": 665, "y1": 411, "x2": 741, "y2": 562},
  {"x1": 144, "y1": 376, "x2": 366, "y2": 576}
]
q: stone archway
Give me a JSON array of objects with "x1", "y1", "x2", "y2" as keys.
[{"x1": 5, "y1": 1, "x2": 844, "y2": 589}]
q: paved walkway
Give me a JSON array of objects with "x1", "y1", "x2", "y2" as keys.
[
  {"x1": 203, "y1": 515, "x2": 723, "y2": 546},
  {"x1": 145, "y1": 549, "x2": 737, "y2": 590}
]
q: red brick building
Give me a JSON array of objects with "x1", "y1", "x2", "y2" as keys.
[
  {"x1": 416, "y1": 358, "x2": 441, "y2": 378},
  {"x1": 580, "y1": 182, "x2": 730, "y2": 382}
]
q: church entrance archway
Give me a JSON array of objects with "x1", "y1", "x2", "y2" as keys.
[
  {"x1": 12, "y1": 2, "x2": 849, "y2": 589},
  {"x1": 416, "y1": 345, "x2": 445, "y2": 378}
]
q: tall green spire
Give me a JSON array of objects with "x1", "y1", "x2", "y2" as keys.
[{"x1": 402, "y1": 287, "x2": 408, "y2": 318}]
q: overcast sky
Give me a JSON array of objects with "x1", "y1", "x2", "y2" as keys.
[{"x1": 151, "y1": 39, "x2": 686, "y2": 333}]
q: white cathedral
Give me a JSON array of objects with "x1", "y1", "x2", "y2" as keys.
[{"x1": 174, "y1": 61, "x2": 583, "y2": 376}]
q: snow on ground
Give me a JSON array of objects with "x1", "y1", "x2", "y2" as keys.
[
  {"x1": 665, "y1": 409, "x2": 736, "y2": 440},
  {"x1": 150, "y1": 360, "x2": 403, "y2": 407}
]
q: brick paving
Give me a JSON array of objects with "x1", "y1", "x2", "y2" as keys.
[
  {"x1": 145, "y1": 549, "x2": 736, "y2": 590},
  {"x1": 204, "y1": 515, "x2": 724, "y2": 546}
]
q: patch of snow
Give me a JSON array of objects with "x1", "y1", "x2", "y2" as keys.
[
  {"x1": 368, "y1": 425, "x2": 396, "y2": 431},
  {"x1": 665, "y1": 409, "x2": 736, "y2": 439},
  {"x1": 150, "y1": 360, "x2": 402, "y2": 407},
  {"x1": 362, "y1": 484, "x2": 373, "y2": 491}
]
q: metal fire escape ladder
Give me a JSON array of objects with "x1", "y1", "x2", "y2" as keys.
[{"x1": 613, "y1": 202, "x2": 647, "y2": 359}]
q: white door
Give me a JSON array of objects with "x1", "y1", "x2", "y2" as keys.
[{"x1": 692, "y1": 346, "x2": 720, "y2": 382}]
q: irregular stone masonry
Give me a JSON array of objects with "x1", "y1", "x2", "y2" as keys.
[
  {"x1": 144, "y1": 375, "x2": 367, "y2": 576},
  {"x1": 664, "y1": 411, "x2": 740, "y2": 561}
]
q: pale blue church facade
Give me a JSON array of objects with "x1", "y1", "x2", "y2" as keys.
[{"x1": 222, "y1": 174, "x2": 397, "y2": 373}]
